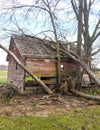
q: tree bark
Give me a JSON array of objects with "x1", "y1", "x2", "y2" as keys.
[
  {"x1": 74, "y1": 0, "x2": 83, "y2": 90},
  {"x1": 71, "y1": 89, "x2": 100, "y2": 102},
  {"x1": 0, "y1": 44, "x2": 53, "y2": 95}
]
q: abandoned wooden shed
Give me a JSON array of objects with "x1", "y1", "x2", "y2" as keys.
[{"x1": 7, "y1": 35, "x2": 76, "y2": 91}]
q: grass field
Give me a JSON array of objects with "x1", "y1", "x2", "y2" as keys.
[
  {"x1": 95, "y1": 71, "x2": 100, "y2": 79},
  {"x1": 0, "y1": 106, "x2": 100, "y2": 130},
  {"x1": 0, "y1": 71, "x2": 8, "y2": 83}
]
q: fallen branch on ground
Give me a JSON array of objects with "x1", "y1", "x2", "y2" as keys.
[{"x1": 71, "y1": 89, "x2": 100, "y2": 102}]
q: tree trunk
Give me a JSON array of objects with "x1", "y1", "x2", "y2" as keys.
[
  {"x1": 76, "y1": 0, "x2": 83, "y2": 89},
  {"x1": 71, "y1": 89, "x2": 100, "y2": 102},
  {"x1": 71, "y1": 0, "x2": 83, "y2": 90},
  {"x1": 0, "y1": 44, "x2": 53, "y2": 95},
  {"x1": 48, "y1": 3, "x2": 61, "y2": 88}
]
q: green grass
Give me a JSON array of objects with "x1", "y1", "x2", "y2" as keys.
[
  {"x1": 95, "y1": 71, "x2": 100, "y2": 79},
  {"x1": 0, "y1": 71, "x2": 8, "y2": 83},
  {"x1": 0, "y1": 106, "x2": 100, "y2": 130},
  {"x1": 86, "y1": 89, "x2": 100, "y2": 96},
  {"x1": 25, "y1": 74, "x2": 34, "y2": 82},
  {"x1": 0, "y1": 71, "x2": 7, "y2": 76}
]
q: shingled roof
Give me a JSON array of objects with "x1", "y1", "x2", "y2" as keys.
[
  {"x1": 9, "y1": 34, "x2": 76, "y2": 59},
  {"x1": 10, "y1": 35, "x2": 57, "y2": 58}
]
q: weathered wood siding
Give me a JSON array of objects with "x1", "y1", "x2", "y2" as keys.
[
  {"x1": 26, "y1": 58, "x2": 57, "y2": 77},
  {"x1": 60, "y1": 60, "x2": 76, "y2": 78},
  {"x1": 8, "y1": 42, "x2": 25, "y2": 90},
  {"x1": 26, "y1": 58, "x2": 76, "y2": 78}
]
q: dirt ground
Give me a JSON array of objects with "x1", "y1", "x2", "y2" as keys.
[{"x1": 0, "y1": 93, "x2": 99, "y2": 116}]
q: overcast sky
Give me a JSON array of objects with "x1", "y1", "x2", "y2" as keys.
[{"x1": 0, "y1": 0, "x2": 100, "y2": 68}]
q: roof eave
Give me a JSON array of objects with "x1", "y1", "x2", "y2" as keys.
[{"x1": 22, "y1": 54, "x2": 57, "y2": 59}]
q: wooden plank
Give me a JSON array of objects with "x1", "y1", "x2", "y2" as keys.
[
  {"x1": 25, "y1": 79, "x2": 57, "y2": 85},
  {"x1": 26, "y1": 58, "x2": 57, "y2": 77}
]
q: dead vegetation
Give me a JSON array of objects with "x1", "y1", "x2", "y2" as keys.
[
  {"x1": 0, "y1": 93, "x2": 99, "y2": 116},
  {"x1": 0, "y1": 83, "x2": 99, "y2": 116}
]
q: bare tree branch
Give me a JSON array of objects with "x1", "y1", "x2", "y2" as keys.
[
  {"x1": 91, "y1": 19, "x2": 100, "y2": 43},
  {"x1": 91, "y1": 48, "x2": 100, "y2": 56},
  {"x1": 88, "y1": 0, "x2": 95, "y2": 11},
  {"x1": 71, "y1": 0, "x2": 79, "y2": 20}
]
